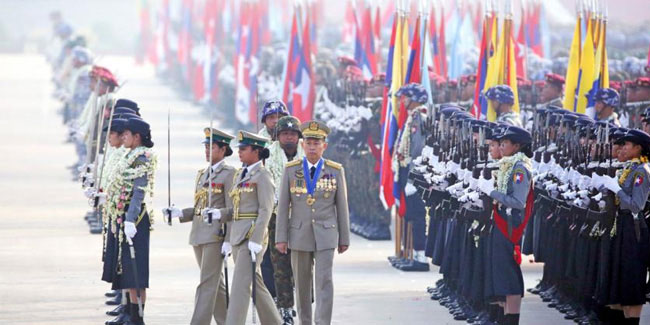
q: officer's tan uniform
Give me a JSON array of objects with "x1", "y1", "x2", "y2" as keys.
[
  {"x1": 276, "y1": 121, "x2": 351, "y2": 325},
  {"x1": 179, "y1": 161, "x2": 235, "y2": 325},
  {"x1": 220, "y1": 131, "x2": 281, "y2": 325}
]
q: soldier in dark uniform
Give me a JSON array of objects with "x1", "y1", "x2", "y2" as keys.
[
  {"x1": 477, "y1": 125, "x2": 534, "y2": 325},
  {"x1": 110, "y1": 117, "x2": 156, "y2": 325},
  {"x1": 600, "y1": 129, "x2": 650, "y2": 325}
]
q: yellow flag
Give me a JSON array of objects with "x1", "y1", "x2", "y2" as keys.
[
  {"x1": 390, "y1": 16, "x2": 404, "y2": 119},
  {"x1": 563, "y1": 15, "x2": 581, "y2": 110},
  {"x1": 599, "y1": 19, "x2": 609, "y2": 88},
  {"x1": 505, "y1": 18, "x2": 520, "y2": 114},
  {"x1": 576, "y1": 19, "x2": 595, "y2": 114},
  {"x1": 485, "y1": 16, "x2": 504, "y2": 122}
]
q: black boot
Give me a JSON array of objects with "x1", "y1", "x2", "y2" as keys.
[
  {"x1": 487, "y1": 304, "x2": 500, "y2": 323},
  {"x1": 127, "y1": 303, "x2": 145, "y2": 325},
  {"x1": 106, "y1": 310, "x2": 129, "y2": 325},
  {"x1": 106, "y1": 304, "x2": 125, "y2": 316},
  {"x1": 504, "y1": 313, "x2": 520, "y2": 325}
]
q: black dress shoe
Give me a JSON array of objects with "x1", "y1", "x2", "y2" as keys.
[
  {"x1": 105, "y1": 290, "x2": 119, "y2": 298},
  {"x1": 399, "y1": 260, "x2": 430, "y2": 272},
  {"x1": 105, "y1": 312, "x2": 129, "y2": 325},
  {"x1": 107, "y1": 304, "x2": 125, "y2": 316},
  {"x1": 106, "y1": 292, "x2": 122, "y2": 306}
]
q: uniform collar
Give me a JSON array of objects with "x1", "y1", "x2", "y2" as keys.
[
  {"x1": 306, "y1": 157, "x2": 324, "y2": 170},
  {"x1": 211, "y1": 160, "x2": 224, "y2": 173},
  {"x1": 243, "y1": 160, "x2": 262, "y2": 173}
]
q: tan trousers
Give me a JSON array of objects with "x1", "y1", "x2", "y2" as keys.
[
  {"x1": 191, "y1": 242, "x2": 228, "y2": 325},
  {"x1": 225, "y1": 241, "x2": 282, "y2": 325},
  {"x1": 292, "y1": 249, "x2": 335, "y2": 325}
]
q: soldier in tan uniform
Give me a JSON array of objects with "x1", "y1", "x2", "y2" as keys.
[
  {"x1": 213, "y1": 131, "x2": 282, "y2": 325},
  {"x1": 164, "y1": 128, "x2": 236, "y2": 325},
  {"x1": 275, "y1": 121, "x2": 351, "y2": 325}
]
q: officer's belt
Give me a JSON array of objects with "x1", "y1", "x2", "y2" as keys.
[{"x1": 235, "y1": 213, "x2": 258, "y2": 220}]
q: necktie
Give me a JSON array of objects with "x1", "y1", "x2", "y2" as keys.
[
  {"x1": 241, "y1": 168, "x2": 248, "y2": 180},
  {"x1": 310, "y1": 166, "x2": 316, "y2": 179}
]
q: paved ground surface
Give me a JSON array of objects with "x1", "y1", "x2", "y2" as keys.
[{"x1": 0, "y1": 54, "x2": 616, "y2": 324}]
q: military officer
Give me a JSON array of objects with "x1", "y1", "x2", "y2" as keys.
[
  {"x1": 593, "y1": 88, "x2": 622, "y2": 126},
  {"x1": 164, "y1": 127, "x2": 236, "y2": 325},
  {"x1": 485, "y1": 85, "x2": 522, "y2": 127},
  {"x1": 212, "y1": 131, "x2": 281, "y2": 325},
  {"x1": 275, "y1": 120, "x2": 351, "y2": 325},
  {"x1": 477, "y1": 125, "x2": 534, "y2": 325},
  {"x1": 265, "y1": 115, "x2": 305, "y2": 324},
  {"x1": 259, "y1": 100, "x2": 289, "y2": 141}
]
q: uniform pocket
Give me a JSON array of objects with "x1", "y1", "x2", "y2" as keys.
[{"x1": 317, "y1": 220, "x2": 337, "y2": 229}]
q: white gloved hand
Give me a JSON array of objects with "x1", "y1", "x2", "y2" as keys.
[
  {"x1": 221, "y1": 242, "x2": 232, "y2": 256},
  {"x1": 248, "y1": 241, "x2": 263, "y2": 255},
  {"x1": 477, "y1": 177, "x2": 495, "y2": 195},
  {"x1": 467, "y1": 191, "x2": 480, "y2": 202},
  {"x1": 124, "y1": 221, "x2": 137, "y2": 239},
  {"x1": 602, "y1": 176, "x2": 622, "y2": 193},
  {"x1": 562, "y1": 191, "x2": 577, "y2": 200},
  {"x1": 558, "y1": 184, "x2": 570, "y2": 192},
  {"x1": 94, "y1": 192, "x2": 107, "y2": 205},
  {"x1": 162, "y1": 205, "x2": 182, "y2": 219},
  {"x1": 201, "y1": 208, "x2": 222, "y2": 223},
  {"x1": 84, "y1": 187, "x2": 95, "y2": 198},
  {"x1": 404, "y1": 183, "x2": 417, "y2": 196}
]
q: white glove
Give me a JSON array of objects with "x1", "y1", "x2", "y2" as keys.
[
  {"x1": 447, "y1": 161, "x2": 460, "y2": 174},
  {"x1": 84, "y1": 187, "x2": 95, "y2": 198},
  {"x1": 466, "y1": 191, "x2": 480, "y2": 203},
  {"x1": 562, "y1": 191, "x2": 577, "y2": 200},
  {"x1": 591, "y1": 192, "x2": 603, "y2": 201},
  {"x1": 248, "y1": 241, "x2": 263, "y2": 255},
  {"x1": 162, "y1": 205, "x2": 182, "y2": 219},
  {"x1": 404, "y1": 183, "x2": 417, "y2": 196},
  {"x1": 602, "y1": 176, "x2": 622, "y2": 193},
  {"x1": 477, "y1": 177, "x2": 495, "y2": 195},
  {"x1": 124, "y1": 221, "x2": 137, "y2": 239},
  {"x1": 558, "y1": 184, "x2": 570, "y2": 192},
  {"x1": 94, "y1": 192, "x2": 107, "y2": 205},
  {"x1": 201, "y1": 208, "x2": 222, "y2": 222},
  {"x1": 221, "y1": 242, "x2": 232, "y2": 256}
]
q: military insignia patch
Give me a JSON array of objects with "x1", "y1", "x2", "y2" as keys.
[
  {"x1": 513, "y1": 172, "x2": 524, "y2": 184},
  {"x1": 635, "y1": 174, "x2": 644, "y2": 187}
]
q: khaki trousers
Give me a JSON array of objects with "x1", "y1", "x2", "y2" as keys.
[
  {"x1": 291, "y1": 249, "x2": 335, "y2": 325},
  {"x1": 191, "y1": 242, "x2": 228, "y2": 325},
  {"x1": 225, "y1": 240, "x2": 281, "y2": 325}
]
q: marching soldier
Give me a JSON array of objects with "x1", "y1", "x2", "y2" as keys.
[
  {"x1": 107, "y1": 117, "x2": 157, "y2": 325},
  {"x1": 163, "y1": 127, "x2": 236, "y2": 325},
  {"x1": 275, "y1": 120, "x2": 351, "y2": 325},
  {"x1": 217, "y1": 131, "x2": 282, "y2": 325},
  {"x1": 593, "y1": 88, "x2": 622, "y2": 126},
  {"x1": 259, "y1": 100, "x2": 289, "y2": 141},
  {"x1": 458, "y1": 74, "x2": 476, "y2": 111},
  {"x1": 477, "y1": 125, "x2": 534, "y2": 325},
  {"x1": 485, "y1": 85, "x2": 522, "y2": 127},
  {"x1": 266, "y1": 115, "x2": 305, "y2": 324},
  {"x1": 599, "y1": 129, "x2": 650, "y2": 325}
]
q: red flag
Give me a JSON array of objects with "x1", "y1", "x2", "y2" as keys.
[
  {"x1": 342, "y1": 1, "x2": 356, "y2": 43},
  {"x1": 439, "y1": 8, "x2": 448, "y2": 78},
  {"x1": 515, "y1": 8, "x2": 528, "y2": 80}
]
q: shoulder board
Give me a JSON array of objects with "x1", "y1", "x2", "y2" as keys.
[
  {"x1": 325, "y1": 160, "x2": 342, "y2": 170},
  {"x1": 198, "y1": 168, "x2": 206, "y2": 174},
  {"x1": 286, "y1": 160, "x2": 301, "y2": 168}
]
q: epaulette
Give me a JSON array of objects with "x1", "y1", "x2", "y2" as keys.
[
  {"x1": 325, "y1": 159, "x2": 342, "y2": 170},
  {"x1": 286, "y1": 160, "x2": 301, "y2": 168}
]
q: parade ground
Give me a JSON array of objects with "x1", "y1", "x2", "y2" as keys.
[{"x1": 0, "y1": 53, "x2": 617, "y2": 324}]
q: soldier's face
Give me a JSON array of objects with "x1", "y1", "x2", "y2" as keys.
[
  {"x1": 278, "y1": 131, "x2": 299, "y2": 150},
  {"x1": 620, "y1": 142, "x2": 642, "y2": 162},
  {"x1": 643, "y1": 122, "x2": 650, "y2": 134},
  {"x1": 205, "y1": 143, "x2": 225, "y2": 164},
  {"x1": 121, "y1": 130, "x2": 137, "y2": 148},
  {"x1": 488, "y1": 140, "x2": 502, "y2": 160},
  {"x1": 238, "y1": 145, "x2": 258, "y2": 165},
  {"x1": 499, "y1": 139, "x2": 520, "y2": 157},
  {"x1": 108, "y1": 131, "x2": 122, "y2": 147},
  {"x1": 540, "y1": 84, "x2": 559, "y2": 103},
  {"x1": 594, "y1": 102, "x2": 605, "y2": 115},
  {"x1": 264, "y1": 114, "x2": 281, "y2": 131},
  {"x1": 302, "y1": 138, "x2": 327, "y2": 162}
]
